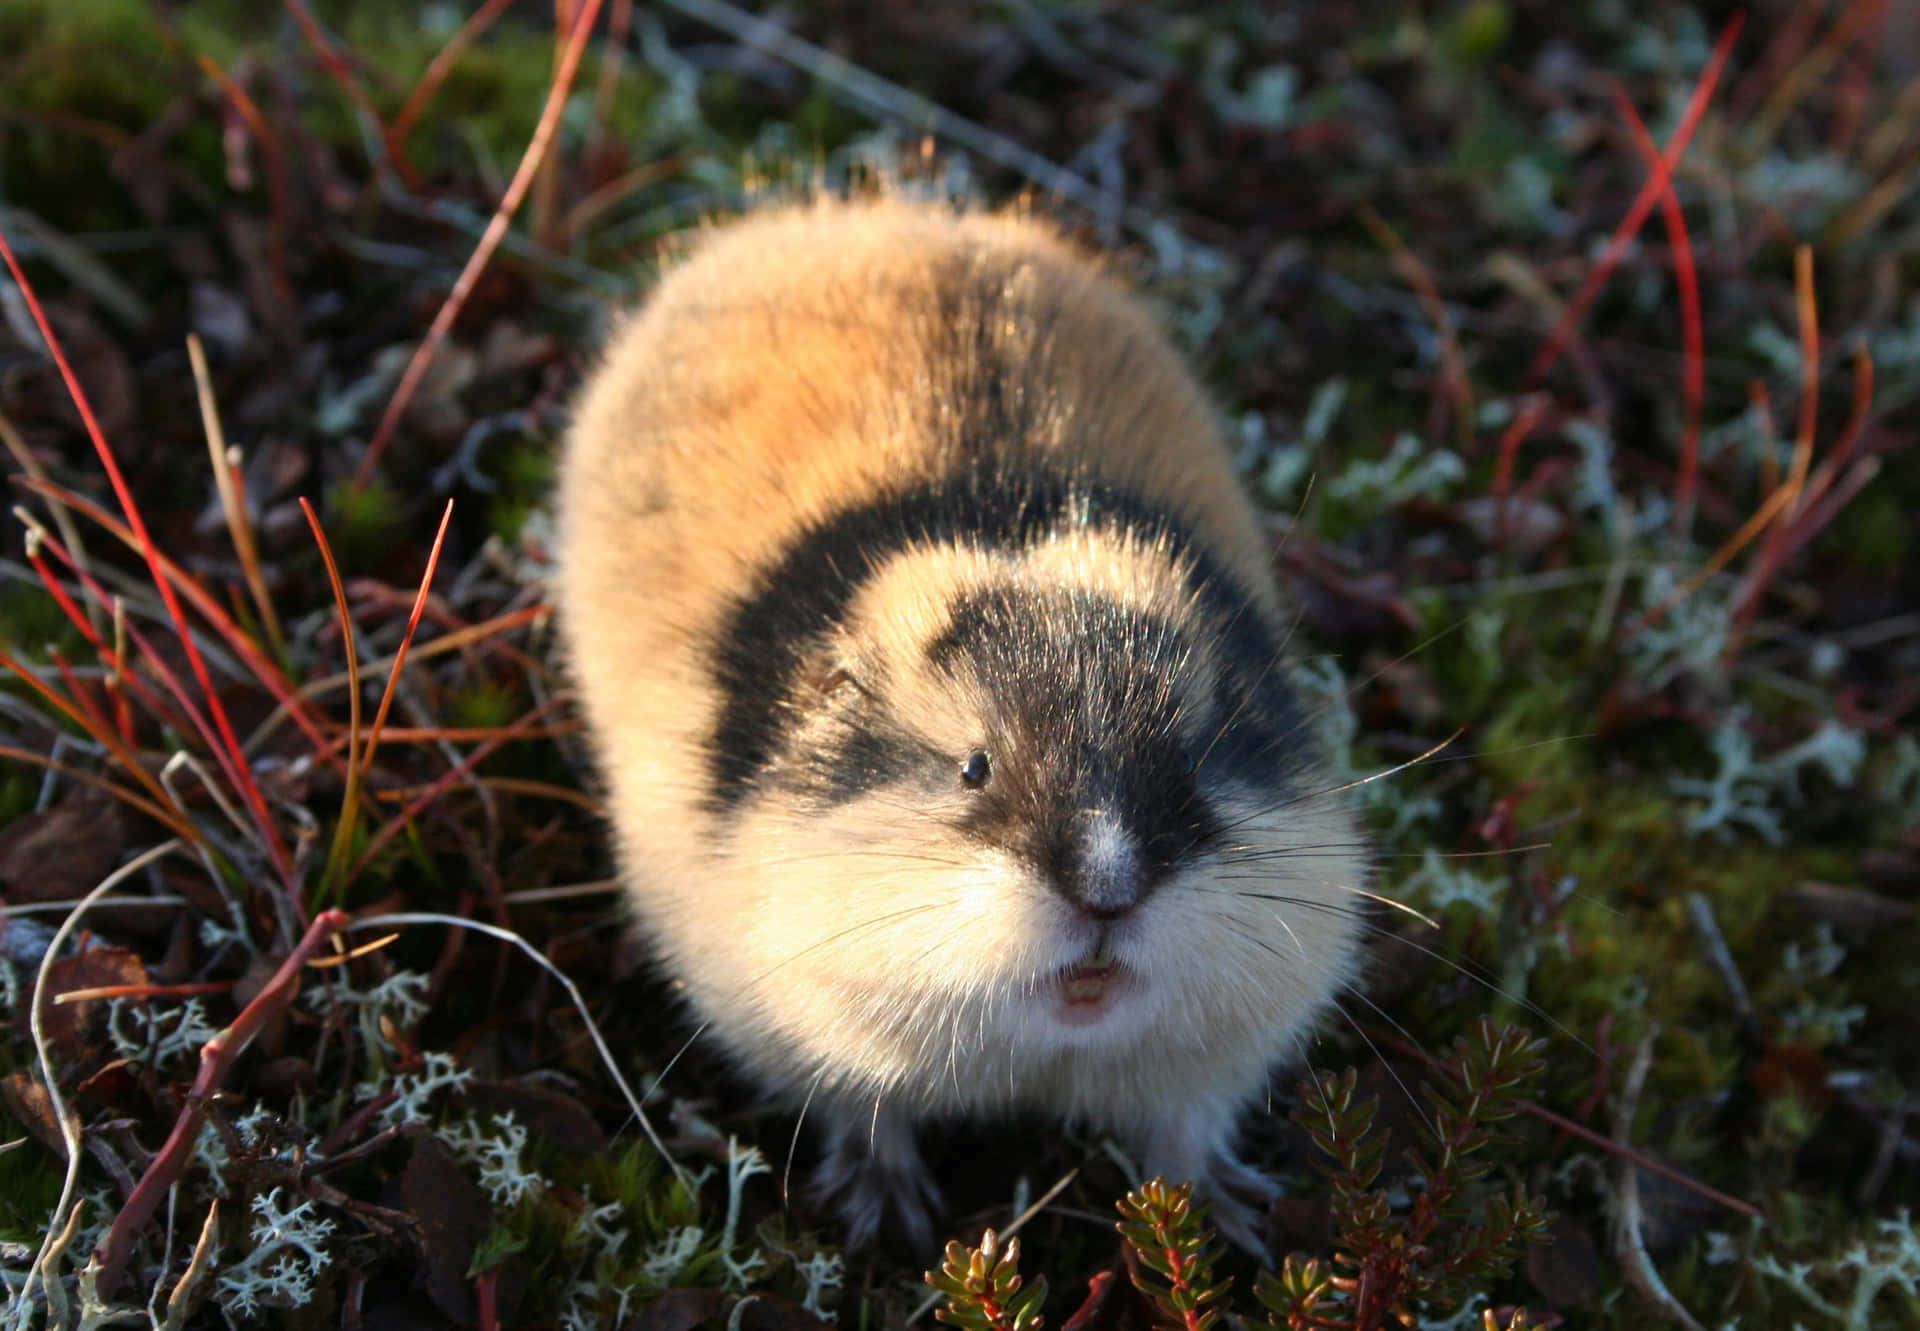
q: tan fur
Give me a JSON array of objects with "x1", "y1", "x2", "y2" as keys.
[{"x1": 556, "y1": 197, "x2": 1367, "y2": 1253}]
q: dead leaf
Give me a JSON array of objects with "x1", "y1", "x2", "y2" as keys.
[
  {"x1": 398, "y1": 1136, "x2": 490, "y2": 1326},
  {"x1": 625, "y1": 1288, "x2": 725, "y2": 1331},
  {"x1": 1, "y1": 1070, "x2": 68, "y2": 1158},
  {"x1": 1528, "y1": 1213, "x2": 1602, "y2": 1309},
  {"x1": 31, "y1": 946, "x2": 148, "y2": 1058},
  {"x1": 0, "y1": 788, "x2": 128, "y2": 905},
  {"x1": 466, "y1": 1079, "x2": 607, "y2": 1154}
]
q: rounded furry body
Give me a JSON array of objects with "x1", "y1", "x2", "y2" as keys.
[{"x1": 556, "y1": 198, "x2": 1368, "y2": 1252}]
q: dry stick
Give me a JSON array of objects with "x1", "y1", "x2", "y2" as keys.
[
  {"x1": 1522, "y1": 14, "x2": 1743, "y2": 393},
  {"x1": 352, "y1": 0, "x2": 608, "y2": 489},
  {"x1": 91, "y1": 907, "x2": 353, "y2": 1298},
  {"x1": 1361, "y1": 1025, "x2": 1764, "y2": 1221},
  {"x1": 0, "y1": 225, "x2": 295, "y2": 888},
  {"x1": 279, "y1": 0, "x2": 413, "y2": 186},
  {"x1": 387, "y1": 0, "x2": 518, "y2": 158},
  {"x1": 188, "y1": 334, "x2": 287, "y2": 667},
  {"x1": 1610, "y1": 89, "x2": 1705, "y2": 546},
  {"x1": 1609, "y1": 1029, "x2": 1706, "y2": 1331},
  {"x1": 22, "y1": 841, "x2": 183, "y2": 1317}
]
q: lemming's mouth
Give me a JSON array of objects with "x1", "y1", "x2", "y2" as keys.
[{"x1": 1052, "y1": 934, "x2": 1131, "y2": 1023}]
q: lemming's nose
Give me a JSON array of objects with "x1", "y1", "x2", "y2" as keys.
[{"x1": 1072, "y1": 810, "x2": 1144, "y2": 919}]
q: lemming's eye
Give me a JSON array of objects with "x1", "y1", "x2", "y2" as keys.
[
  {"x1": 1179, "y1": 748, "x2": 1198, "y2": 777},
  {"x1": 960, "y1": 750, "x2": 992, "y2": 789}
]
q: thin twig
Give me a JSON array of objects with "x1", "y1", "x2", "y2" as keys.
[
  {"x1": 353, "y1": 0, "x2": 608, "y2": 487},
  {"x1": 92, "y1": 907, "x2": 354, "y2": 1297}
]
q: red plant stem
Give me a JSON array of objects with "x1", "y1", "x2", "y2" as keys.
[
  {"x1": 279, "y1": 0, "x2": 413, "y2": 185},
  {"x1": 346, "y1": 693, "x2": 569, "y2": 883},
  {"x1": 54, "y1": 980, "x2": 236, "y2": 1005},
  {"x1": 25, "y1": 541, "x2": 191, "y2": 740},
  {"x1": 30, "y1": 535, "x2": 275, "y2": 830},
  {"x1": 1727, "y1": 0, "x2": 1821, "y2": 123},
  {"x1": 0, "y1": 646, "x2": 176, "y2": 820},
  {"x1": 353, "y1": 0, "x2": 608, "y2": 488},
  {"x1": 1610, "y1": 88, "x2": 1705, "y2": 542},
  {"x1": 91, "y1": 908, "x2": 352, "y2": 1297},
  {"x1": 24, "y1": 478, "x2": 335, "y2": 755},
  {"x1": 1731, "y1": 344, "x2": 1876, "y2": 639},
  {"x1": 1488, "y1": 398, "x2": 1547, "y2": 552},
  {"x1": 360, "y1": 500, "x2": 454, "y2": 776},
  {"x1": 476, "y1": 1267, "x2": 502, "y2": 1331},
  {"x1": 0, "y1": 226, "x2": 295, "y2": 888},
  {"x1": 1361, "y1": 1025, "x2": 1764, "y2": 1220},
  {"x1": 1522, "y1": 14, "x2": 1743, "y2": 392},
  {"x1": 49, "y1": 647, "x2": 114, "y2": 743},
  {"x1": 388, "y1": 0, "x2": 518, "y2": 161}
]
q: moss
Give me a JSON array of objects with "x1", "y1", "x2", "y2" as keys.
[{"x1": 323, "y1": 478, "x2": 405, "y2": 573}]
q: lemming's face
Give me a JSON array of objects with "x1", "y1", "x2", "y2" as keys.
[{"x1": 721, "y1": 547, "x2": 1369, "y2": 1097}]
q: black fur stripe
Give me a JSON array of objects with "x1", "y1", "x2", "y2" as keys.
[{"x1": 704, "y1": 465, "x2": 1287, "y2": 814}]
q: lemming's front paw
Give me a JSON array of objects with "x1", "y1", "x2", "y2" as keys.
[
  {"x1": 812, "y1": 1113, "x2": 945, "y2": 1254},
  {"x1": 1191, "y1": 1157, "x2": 1279, "y2": 1263},
  {"x1": 1144, "y1": 1116, "x2": 1278, "y2": 1261}
]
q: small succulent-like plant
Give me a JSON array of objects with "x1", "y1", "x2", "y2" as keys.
[
  {"x1": 1115, "y1": 1179, "x2": 1233, "y2": 1331},
  {"x1": 925, "y1": 1023, "x2": 1552, "y2": 1331},
  {"x1": 927, "y1": 1229, "x2": 1048, "y2": 1331},
  {"x1": 1257, "y1": 1018, "x2": 1553, "y2": 1330}
]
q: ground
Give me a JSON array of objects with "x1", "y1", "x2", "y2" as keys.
[{"x1": 0, "y1": 2, "x2": 1915, "y2": 1329}]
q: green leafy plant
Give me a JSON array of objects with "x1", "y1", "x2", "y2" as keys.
[
  {"x1": 1257, "y1": 1019, "x2": 1553, "y2": 1330},
  {"x1": 927, "y1": 1229, "x2": 1048, "y2": 1331},
  {"x1": 1116, "y1": 1180, "x2": 1233, "y2": 1331}
]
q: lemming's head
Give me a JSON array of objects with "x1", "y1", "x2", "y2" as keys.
[{"x1": 697, "y1": 482, "x2": 1369, "y2": 1076}]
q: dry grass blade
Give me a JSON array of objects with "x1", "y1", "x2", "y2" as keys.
[
  {"x1": 21, "y1": 476, "x2": 334, "y2": 754},
  {"x1": 188, "y1": 333, "x2": 288, "y2": 667},
  {"x1": 1, "y1": 405, "x2": 96, "y2": 628},
  {"x1": 1357, "y1": 203, "x2": 1473, "y2": 452},
  {"x1": 302, "y1": 496, "x2": 362, "y2": 909},
  {"x1": 0, "y1": 223, "x2": 295, "y2": 886},
  {"x1": 353, "y1": 0, "x2": 608, "y2": 487},
  {"x1": 348, "y1": 693, "x2": 569, "y2": 882},
  {"x1": 346, "y1": 910, "x2": 688, "y2": 1188},
  {"x1": 22, "y1": 841, "x2": 184, "y2": 1318},
  {"x1": 387, "y1": 0, "x2": 518, "y2": 160},
  {"x1": 360, "y1": 499, "x2": 454, "y2": 776}
]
